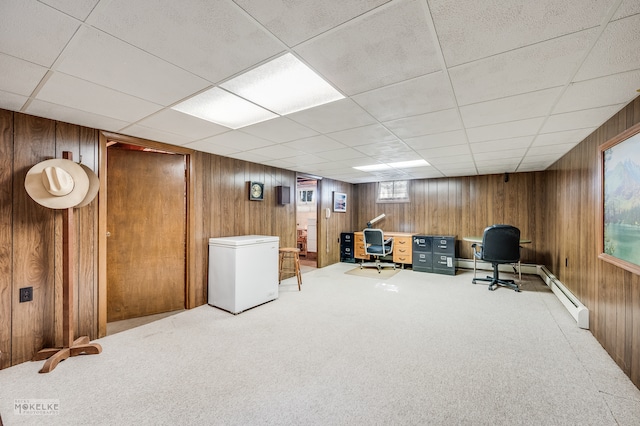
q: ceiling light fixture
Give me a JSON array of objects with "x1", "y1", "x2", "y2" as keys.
[
  {"x1": 221, "y1": 53, "x2": 344, "y2": 115},
  {"x1": 353, "y1": 164, "x2": 392, "y2": 172},
  {"x1": 354, "y1": 159, "x2": 429, "y2": 172},
  {"x1": 171, "y1": 87, "x2": 277, "y2": 129},
  {"x1": 388, "y1": 159, "x2": 430, "y2": 168},
  {"x1": 172, "y1": 53, "x2": 344, "y2": 129}
]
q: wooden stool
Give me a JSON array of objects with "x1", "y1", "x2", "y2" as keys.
[{"x1": 279, "y1": 247, "x2": 302, "y2": 291}]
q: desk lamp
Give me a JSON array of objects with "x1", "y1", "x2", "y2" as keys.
[{"x1": 367, "y1": 213, "x2": 386, "y2": 228}]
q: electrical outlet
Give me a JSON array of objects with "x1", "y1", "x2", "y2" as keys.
[{"x1": 19, "y1": 287, "x2": 33, "y2": 303}]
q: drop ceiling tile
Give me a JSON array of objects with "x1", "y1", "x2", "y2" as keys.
[
  {"x1": 295, "y1": 0, "x2": 441, "y2": 95},
  {"x1": 281, "y1": 153, "x2": 328, "y2": 166},
  {"x1": 249, "y1": 144, "x2": 306, "y2": 160},
  {"x1": 134, "y1": 109, "x2": 229, "y2": 140},
  {"x1": 354, "y1": 140, "x2": 413, "y2": 157},
  {"x1": 227, "y1": 151, "x2": 275, "y2": 164},
  {"x1": 473, "y1": 148, "x2": 526, "y2": 162},
  {"x1": 352, "y1": 72, "x2": 456, "y2": 122},
  {"x1": 416, "y1": 144, "x2": 470, "y2": 159},
  {"x1": 327, "y1": 123, "x2": 397, "y2": 147},
  {"x1": 449, "y1": 29, "x2": 596, "y2": 106},
  {"x1": 429, "y1": 0, "x2": 611, "y2": 67},
  {"x1": 119, "y1": 124, "x2": 193, "y2": 146},
  {"x1": 554, "y1": 69, "x2": 640, "y2": 113},
  {"x1": 404, "y1": 130, "x2": 468, "y2": 150},
  {"x1": 234, "y1": 0, "x2": 389, "y2": 46},
  {"x1": 182, "y1": 140, "x2": 240, "y2": 157},
  {"x1": 541, "y1": 105, "x2": 623, "y2": 133},
  {"x1": 87, "y1": 0, "x2": 283, "y2": 82},
  {"x1": 533, "y1": 128, "x2": 595, "y2": 146},
  {"x1": 576, "y1": 14, "x2": 640, "y2": 82},
  {"x1": 473, "y1": 116, "x2": 539, "y2": 142},
  {"x1": 460, "y1": 87, "x2": 562, "y2": 128},
  {"x1": 612, "y1": 0, "x2": 640, "y2": 20},
  {"x1": 26, "y1": 99, "x2": 129, "y2": 132},
  {"x1": 35, "y1": 72, "x2": 162, "y2": 122},
  {"x1": 40, "y1": 0, "x2": 100, "y2": 20},
  {"x1": 0, "y1": 90, "x2": 28, "y2": 111},
  {"x1": 287, "y1": 99, "x2": 376, "y2": 133},
  {"x1": 282, "y1": 135, "x2": 347, "y2": 153},
  {"x1": 383, "y1": 108, "x2": 462, "y2": 139},
  {"x1": 196, "y1": 131, "x2": 275, "y2": 152},
  {"x1": 406, "y1": 167, "x2": 444, "y2": 179},
  {"x1": 467, "y1": 117, "x2": 544, "y2": 143},
  {"x1": 316, "y1": 148, "x2": 362, "y2": 161},
  {"x1": 425, "y1": 154, "x2": 474, "y2": 166},
  {"x1": 0, "y1": 54, "x2": 48, "y2": 96},
  {"x1": 240, "y1": 117, "x2": 319, "y2": 143},
  {"x1": 470, "y1": 136, "x2": 533, "y2": 153},
  {"x1": 261, "y1": 158, "x2": 297, "y2": 169},
  {"x1": 527, "y1": 143, "x2": 577, "y2": 156},
  {"x1": 302, "y1": 160, "x2": 355, "y2": 172},
  {"x1": 0, "y1": 0, "x2": 79, "y2": 66},
  {"x1": 56, "y1": 26, "x2": 211, "y2": 106}
]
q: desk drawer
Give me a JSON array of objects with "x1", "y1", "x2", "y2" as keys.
[
  {"x1": 393, "y1": 245, "x2": 412, "y2": 264},
  {"x1": 354, "y1": 232, "x2": 367, "y2": 259}
]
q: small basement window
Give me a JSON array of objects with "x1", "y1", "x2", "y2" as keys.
[{"x1": 377, "y1": 180, "x2": 410, "y2": 203}]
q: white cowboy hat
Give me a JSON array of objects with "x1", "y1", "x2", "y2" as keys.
[
  {"x1": 75, "y1": 163, "x2": 100, "y2": 208},
  {"x1": 25, "y1": 158, "x2": 90, "y2": 209}
]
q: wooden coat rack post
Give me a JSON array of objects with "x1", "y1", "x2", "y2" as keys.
[{"x1": 33, "y1": 151, "x2": 102, "y2": 373}]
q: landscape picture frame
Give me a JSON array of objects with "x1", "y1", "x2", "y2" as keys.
[{"x1": 598, "y1": 122, "x2": 640, "y2": 275}]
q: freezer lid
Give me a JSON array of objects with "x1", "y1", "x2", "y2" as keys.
[{"x1": 208, "y1": 235, "x2": 280, "y2": 247}]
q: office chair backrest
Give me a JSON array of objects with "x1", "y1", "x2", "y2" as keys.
[
  {"x1": 363, "y1": 228, "x2": 384, "y2": 246},
  {"x1": 363, "y1": 228, "x2": 392, "y2": 256},
  {"x1": 481, "y1": 224, "x2": 520, "y2": 263}
]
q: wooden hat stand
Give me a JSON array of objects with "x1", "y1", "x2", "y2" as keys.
[{"x1": 32, "y1": 152, "x2": 102, "y2": 373}]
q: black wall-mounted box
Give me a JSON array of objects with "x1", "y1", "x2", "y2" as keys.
[{"x1": 276, "y1": 186, "x2": 290, "y2": 205}]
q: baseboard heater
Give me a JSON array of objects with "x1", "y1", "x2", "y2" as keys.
[
  {"x1": 536, "y1": 265, "x2": 589, "y2": 329},
  {"x1": 456, "y1": 259, "x2": 589, "y2": 329}
]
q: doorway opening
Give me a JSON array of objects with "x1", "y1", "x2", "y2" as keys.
[{"x1": 296, "y1": 175, "x2": 317, "y2": 271}]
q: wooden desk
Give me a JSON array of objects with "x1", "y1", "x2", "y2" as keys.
[{"x1": 354, "y1": 231, "x2": 414, "y2": 265}]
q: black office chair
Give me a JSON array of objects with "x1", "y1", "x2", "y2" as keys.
[
  {"x1": 471, "y1": 225, "x2": 521, "y2": 292},
  {"x1": 360, "y1": 228, "x2": 395, "y2": 273}
]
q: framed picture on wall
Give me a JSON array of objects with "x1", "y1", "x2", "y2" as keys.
[
  {"x1": 333, "y1": 192, "x2": 347, "y2": 212},
  {"x1": 598, "y1": 122, "x2": 640, "y2": 275}
]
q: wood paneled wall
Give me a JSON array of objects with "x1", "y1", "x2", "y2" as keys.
[
  {"x1": 355, "y1": 172, "x2": 548, "y2": 265},
  {"x1": 544, "y1": 96, "x2": 640, "y2": 387},
  {"x1": 0, "y1": 111, "x2": 99, "y2": 368},
  {"x1": 2, "y1": 101, "x2": 640, "y2": 391}
]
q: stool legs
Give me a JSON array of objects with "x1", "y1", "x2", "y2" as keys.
[{"x1": 278, "y1": 248, "x2": 302, "y2": 291}]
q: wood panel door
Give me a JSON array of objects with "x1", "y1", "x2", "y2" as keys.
[{"x1": 107, "y1": 147, "x2": 186, "y2": 322}]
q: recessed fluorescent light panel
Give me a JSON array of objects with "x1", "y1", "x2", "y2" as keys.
[
  {"x1": 388, "y1": 159, "x2": 430, "y2": 168},
  {"x1": 353, "y1": 164, "x2": 392, "y2": 172},
  {"x1": 354, "y1": 159, "x2": 429, "y2": 172},
  {"x1": 221, "y1": 53, "x2": 344, "y2": 115},
  {"x1": 172, "y1": 87, "x2": 277, "y2": 129}
]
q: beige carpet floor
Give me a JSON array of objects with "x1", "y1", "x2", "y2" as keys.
[{"x1": 1, "y1": 263, "x2": 639, "y2": 425}]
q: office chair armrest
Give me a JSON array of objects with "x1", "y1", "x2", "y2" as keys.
[{"x1": 383, "y1": 237, "x2": 394, "y2": 245}]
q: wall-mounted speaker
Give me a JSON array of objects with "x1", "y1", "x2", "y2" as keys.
[{"x1": 276, "y1": 186, "x2": 290, "y2": 205}]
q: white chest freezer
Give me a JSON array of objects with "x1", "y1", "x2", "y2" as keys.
[{"x1": 208, "y1": 235, "x2": 279, "y2": 314}]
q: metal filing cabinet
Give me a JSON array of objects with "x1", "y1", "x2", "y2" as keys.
[
  {"x1": 412, "y1": 235, "x2": 433, "y2": 272},
  {"x1": 432, "y1": 236, "x2": 456, "y2": 275},
  {"x1": 340, "y1": 232, "x2": 355, "y2": 263}
]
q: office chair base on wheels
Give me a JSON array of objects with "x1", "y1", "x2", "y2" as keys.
[
  {"x1": 360, "y1": 259, "x2": 396, "y2": 273},
  {"x1": 472, "y1": 263, "x2": 520, "y2": 292}
]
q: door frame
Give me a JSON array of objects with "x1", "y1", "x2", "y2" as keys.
[{"x1": 97, "y1": 132, "x2": 196, "y2": 337}]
